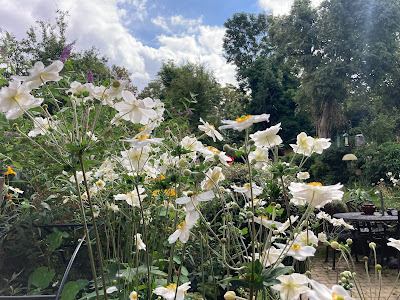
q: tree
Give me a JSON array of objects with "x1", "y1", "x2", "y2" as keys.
[{"x1": 139, "y1": 61, "x2": 223, "y2": 128}]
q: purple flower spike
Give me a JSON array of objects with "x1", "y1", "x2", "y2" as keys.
[
  {"x1": 0, "y1": 47, "x2": 7, "y2": 56},
  {"x1": 178, "y1": 110, "x2": 194, "y2": 116},
  {"x1": 87, "y1": 71, "x2": 93, "y2": 83},
  {"x1": 59, "y1": 44, "x2": 73, "y2": 63}
]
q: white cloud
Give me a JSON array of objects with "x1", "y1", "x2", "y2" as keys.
[
  {"x1": 0, "y1": 0, "x2": 236, "y2": 90},
  {"x1": 258, "y1": 0, "x2": 324, "y2": 15}
]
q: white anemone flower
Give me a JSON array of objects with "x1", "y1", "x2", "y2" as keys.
[
  {"x1": 176, "y1": 190, "x2": 215, "y2": 211},
  {"x1": 94, "y1": 85, "x2": 114, "y2": 106},
  {"x1": 232, "y1": 183, "x2": 263, "y2": 199},
  {"x1": 67, "y1": 81, "x2": 94, "y2": 104},
  {"x1": 121, "y1": 135, "x2": 164, "y2": 148},
  {"x1": 107, "y1": 79, "x2": 128, "y2": 99},
  {"x1": 244, "y1": 198, "x2": 267, "y2": 209},
  {"x1": 119, "y1": 145, "x2": 151, "y2": 171},
  {"x1": 245, "y1": 247, "x2": 284, "y2": 268},
  {"x1": 288, "y1": 182, "x2": 344, "y2": 208},
  {"x1": 135, "y1": 233, "x2": 146, "y2": 250},
  {"x1": 297, "y1": 171, "x2": 310, "y2": 180},
  {"x1": 290, "y1": 132, "x2": 315, "y2": 156},
  {"x1": 272, "y1": 273, "x2": 310, "y2": 300},
  {"x1": 275, "y1": 242, "x2": 316, "y2": 261},
  {"x1": 290, "y1": 197, "x2": 307, "y2": 206},
  {"x1": 153, "y1": 282, "x2": 191, "y2": 300},
  {"x1": 198, "y1": 118, "x2": 223, "y2": 141},
  {"x1": 153, "y1": 99, "x2": 165, "y2": 118},
  {"x1": 129, "y1": 291, "x2": 138, "y2": 300},
  {"x1": 249, "y1": 123, "x2": 283, "y2": 148},
  {"x1": 28, "y1": 117, "x2": 58, "y2": 137},
  {"x1": 181, "y1": 136, "x2": 203, "y2": 158},
  {"x1": 293, "y1": 230, "x2": 319, "y2": 246},
  {"x1": 115, "y1": 91, "x2": 157, "y2": 124},
  {"x1": 114, "y1": 186, "x2": 146, "y2": 207},
  {"x1": 219, "y1": 114, "x2": 270, "y2": 131},
  {"x1": 201, "y1": 146, "x2": 232, "y2": 166},
  {"x1": 318, "y1": 232, "x2": 328, "y2": 243},
  {"x1": 306, "y1": 279, "x2": 356, "y2": 300},
  {"x1": 248, "y1": 146, "x2": 269, "y2": 169},
  {"x1": 0, "y1": 80, "x2": 43, "y2": 119},
  {"x1": 313, "y1": 137, "x2": 332, "y2": 154},
  {"x1": 201, "y1": 167, "x2": 225, "y2": 191},
  {"x1": 12, "y1": 60, "x2": 63, "y2": 89},
  {"x1": 387, "y1": 238, "x2": 400, "y2": 251},
  {"x1": 168, "y1": 211, "x2": 199, "y2": 244}
]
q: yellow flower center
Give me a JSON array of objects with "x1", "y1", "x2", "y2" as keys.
[
  {"x1": 130, "y1": 293, "x2": 137, "y2": 300},
  {"x1": 140, "y1": 125, "x2": 146, "y2": 132},
  {"x1": 291, "y1": 244, "x2": 301, "y2": 250},
  {"x1": 207, "y1": 146, "x2": 220, "y2": 154},
  {"x1": 177, "y1": 221, "x2": 186, "y2": 230},
  {"x1": 332, "y1": 293, "x2": 345, "y2": 300},
  {"x1": 167, "y1": 283, "x2": 177, "y2": 290},
  {"x1": 136, "y1": 135, "x2": 149, "y2": 140},
  {"x1": 235, "y1": 115, "x2": 251, "y2": 123},
  {"x1": 210, "y1": 124, "x2": 215, "y2": 130},
  {"x1": 244, "y1": 183, "x2": 250, "y2": 189},
  {"x1": 261, "y1": 216, "x2": 268, "y2": 220},
  {"x1": 307, "y1": 182, "x2": 323, "y2": 187}
]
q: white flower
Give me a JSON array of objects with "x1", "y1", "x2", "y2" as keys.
[
  {"x1": 119, "y1": 145, "x2": 151, "y2": 171},
  {"x1": 387, "y1": 172, "x2": 393, "y2": 177},
  {"x1": 232, "y1": 183, "x2": 263, "y2": 199},
  {"x1": 153, "y1": 99, "x2": 165, "y2": 118},
  {"x1": 114, "y1": 186, "x2": 146, "y2": 207},
  {"x1": 316, "y1": 211, "x2": 331, "y2": 221},
  {"x1": 12, "y1": 60, "x2": 63, "y2": 89},
  {"x1": 219, "y1": 114, "x2": 270, "y2": 131},
  {"x1": 297, "y1": 172, "x2": 310, "y2": 180},
  {"x1": 181, "y1": 136, "x2": 203, "y2": 158},
  {"x1": 94, "y1": 85, "x2": 114, "y2": 106},
  {"x1": 121, "y1": 135, "x2": 164, "y2": 149},
  {"x1": 306, "y1": 279, "x2": 355, "y2": 300},
  {"x1": 387, "y1": 238, "x2": 400, "y2": 251},
  {"x1": 201, "y1": 146, "x2": 232, "y2": 166},
  {"x1": 28, "y1": 117, "x2": 57, "y2": 137},
  {"x1": 288, "y1": 182, "x2": 344, "y2": 208},
  {"x1": 294, "y1": 230, "x2": 319, "y2": 246},
  {"x1": 248, "y1": 146, "x2": 269, "y2": 169},
  {"x1": 107, "y1": 79, "x2": 128, "y2": 99},
  {"x1": 290, "y1": 132, "x2": 315, "y2": 156},
  {"x1": 272, "y1": 273, "x2": 310, "y2": 300},
  {"x1": 176, "y1": 190, "x2": 215, "y2": 211},
  {"x1": 70, "y1": 171, "x2": 93, "y2": 184},
  {"x1": 330, "y1": 218, "x2": 347, "y2": 227},
  {"x1": 67, "y1": 81, "x2": 94, "y2": 104},
  {"x1": 246, "y1": 247, "x2": 284, "y2": 268},
  {"x1": 244, "y1": 198, "x2": 267, "y2": 209},
  {"x1": 198, "y1": 118, "x2": 223, "y2": 141},
  {"x1": 168, "y1": 211, "x2": 199, "y2": 244},
  {"x1": 201, "y1": 167, "x2": 225, "y2": 191},
  {"x1": 115, "y1": 91, "x2": 157, "y2": 124},
  {"x1": 95, "y1": 179, "x2": 106, "y2": 190},
  {"x1": 106, "y1": 201, "x2": 119, "y2": 212},
  {"x1": 275, "y1": 242, "x2": 316, "y2": 261},
  {"x1": 8, "y1": 186, "x2": 24, "y2": 194},
  {"x1": 0, "y1": 80, "x2": 43, "y2": 119},
  {"x1": 318, "y1": 232, "x2": 328, "y2": 243},
  {"x1": 153, "y1": 282, "x2": 191, "y2": 300},
  {"x1": 106, "y1": 286, "x2": 118, "y2": 294},
  {"x1": 290, "y1": 197, "x2": 307, "y2": 206},
  {"x1": 135, "y1": 233, "x2": 146, "y2": 250},
  {"x1": 129, "y1": 290, "x2": 138, "y2": 300},
  {"x1": 313, "y1": 138, "x2": 331, "y2": 154},
  {"x1": 249, "y1": 123, "x2": 283, "y2": 148}
]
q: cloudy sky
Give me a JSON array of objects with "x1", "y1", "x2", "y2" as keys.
[{"x1": 0, "y1": 0, "x2": 323, "y2": 90}]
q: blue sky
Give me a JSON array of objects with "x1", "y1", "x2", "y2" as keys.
[{"x1": 0, "y1": 0, "x2": 322, "y2": 90}]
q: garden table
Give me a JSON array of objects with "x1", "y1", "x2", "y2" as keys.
[{"x1": 333, "y1": 211, "x2": 399, "y2": 270}]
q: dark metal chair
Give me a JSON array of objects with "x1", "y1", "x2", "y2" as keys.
[{"x1": 0, "y1": 235, "x2": 85, "y2": 300}]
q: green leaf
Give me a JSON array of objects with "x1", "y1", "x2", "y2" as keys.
[
  {"x1": 262, "y1": 266, "x2": 293, "y2": 287},
  {"x1": 46, "y1": 229, "x2": 69, "y2": 251},
  {"x1": 173, "y1": 255, "x2": 181, "y2": 264},
  {"x1": 180, "y1": 266, "x2": 189, "y2": 276},
  {"x1": 240, "y1": 227, "x2": 248, "y2": 235},
  {"x1": 76, "y1": 279, "x2": 89, "y2": 290},
  {"x1": 31, "y1": 267, "x2": 55, "y2": 290},
  {"x1": 60, "y1": 281, "x2": 80, "y2": 300}
]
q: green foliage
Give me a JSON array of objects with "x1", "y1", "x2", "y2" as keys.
[{"x1": 31, "y1": 267, "x2": 56, "y2": 290}]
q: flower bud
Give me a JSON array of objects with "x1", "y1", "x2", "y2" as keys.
[
  {"x1": 178, "y1": 158, "x2": 189, "y2": 167},
  {"x1": 221, "y1": 238, "x2": 227, "y2": 244},
  {"x1": 369, "y1": 242, "x2": 376, "y2": 249},
  {"x1": 183, "y1": 169, "x2": 191, "y2": 176},
  {"x1": 213, "y1": 154, "x2": 220, "y2": 161},
  {"x1": 331, "y1": 241, "x2": 340, "y2": 250},
  {"x1": 251, "y1": 159, "x2": 257, "y2": 165},
  {"x1": 246, "y1": 211, "x2": 253, "y2": 219},
  {"x1": 224, "y1": 291, "x2": 236, "y2": 300},
  {"x1": 249, "y1": 140, "x2": 255, "y2": 145},
  {"x1": 223, "y1": 144, "x2": 231, "y2": 152},
  {"x1": 275, "y1": 204, "x2": 281, "y2": 210},
  {"x1": 363, "y1": 256, "x2": 369, "y2": 262},
  {"x1": 42, "y1": 104, "x2": 48, "y2": 109},
  {"x1": 187, "y1": 191, "x2": 194, "y2": 197},
  {"x1": 375, "y1": 264, "x2": 382, "y2": 270},
  {"x1": 305, "y1": 271, "x2": 311, "y2": 278},
  {"x1": 12, "y1": 123, "x2": 18, "y2": 128},
  {"x1": 273, "y1": 230, "x2": 280, "y2": 235},
  {"x1": 271, "y1": 202, "x2": 276, "y2": 206},
  {"x1": 346, "y1": 238, "x2": 353, "y2": 245},
  {"x1": 165, "y1": 130, "x2": 171, "y2": 135},
  {"x1": 340, "y1": 277, "x2": 347, "y2": 283},
  {"x1": 112, "y1": 80, "x2": 120, "y2": 88}
]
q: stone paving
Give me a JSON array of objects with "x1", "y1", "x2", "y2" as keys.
[{"x1": 307, "y1": 251, "x2": 400, "y2": 300}]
